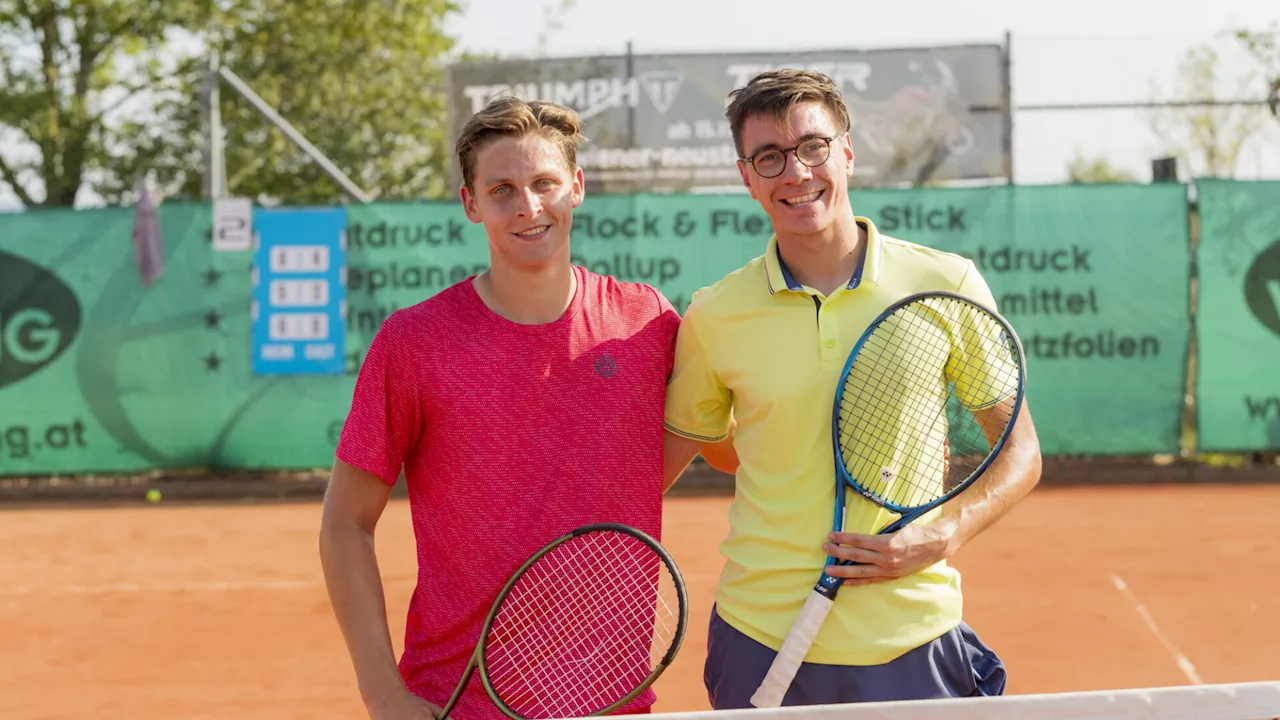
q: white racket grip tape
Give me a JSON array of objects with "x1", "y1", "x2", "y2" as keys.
[{"x1": 749, "y1": 590, "x2": 835, "y2": 708}]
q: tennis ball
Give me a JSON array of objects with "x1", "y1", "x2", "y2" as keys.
[{"x1": 146, "y1": 488, "x2": 162, "y2": 503}]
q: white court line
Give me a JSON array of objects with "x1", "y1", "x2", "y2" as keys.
[
  {"x1": 0, "y1": 578, "x2": 417, "y2": 596},
  {"x1": 1111, "y1": 574, "x2": 1203, "y2": 685}
]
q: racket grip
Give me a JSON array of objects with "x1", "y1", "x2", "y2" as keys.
[{"x1": 749, "y1": 590, "x2": 835, "y2": 708}]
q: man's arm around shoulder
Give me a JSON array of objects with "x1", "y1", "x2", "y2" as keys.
[{"x1": 320, "y1": 459, "x2": 438, "y2": 719}]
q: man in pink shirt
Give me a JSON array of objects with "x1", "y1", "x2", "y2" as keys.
[{"x1": 319, "y1": 97, "x2": 736, "y2": 720}]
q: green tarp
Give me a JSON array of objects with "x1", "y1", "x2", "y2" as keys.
[
  {"x1": 1194, "y1": 179, "x2": 1280, "y2": 452},
  {"x1": 0, "y1": 184, "x2": 1198, "y2": 474}
]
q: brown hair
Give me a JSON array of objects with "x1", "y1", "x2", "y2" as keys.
[
  {"x1": 724, "y1": 69, "x2": 852, "y2": 157},
  {"x1": 454, "y1": 97, "x2": 585, "y2": 192}
]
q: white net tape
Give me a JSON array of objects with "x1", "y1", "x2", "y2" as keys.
[{"x1": 560, "y1": 682, "x2": 1280, "y2": 720}]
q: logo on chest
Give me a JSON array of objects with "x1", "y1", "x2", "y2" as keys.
[{"x1": 593, "y1": 353, "x2": 618, "y2": 379}]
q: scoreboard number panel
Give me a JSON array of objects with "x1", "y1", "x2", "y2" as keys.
[{"x1": 251, "y1": 208, "x2": 348, "y2": 376}]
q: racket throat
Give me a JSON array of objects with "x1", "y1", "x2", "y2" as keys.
[{"x1": 815, "y1": 572, "x2": 843, "y2": 600}]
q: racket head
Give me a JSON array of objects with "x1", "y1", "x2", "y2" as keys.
[
  {"x1": 474, "y1": 523, "x2": 688, "y2": 720},
  {"x1": 832, "y1": 291, "x2": 1027, "y2": 521}
]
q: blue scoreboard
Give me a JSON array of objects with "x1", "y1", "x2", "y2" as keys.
[{"x1": 251, "y1": 207, "x2": 348, "y2": 376}]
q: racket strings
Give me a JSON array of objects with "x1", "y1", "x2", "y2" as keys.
[
  {"x1": 488, "y1": 545, "x2": 668, "y2": 716},
  {"x1": 838, "y1": 314, "x2": 949, "y2": 508},
  {"x1": 836, "y1": 296, "x2": 1021, "y2": 512},
  {"x1": 483, "y1": 530, "x2": 680, "y2": 719}
]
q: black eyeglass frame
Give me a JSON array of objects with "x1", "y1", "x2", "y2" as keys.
[{"x1": 738, "y1": 135, "x2": 841, "y2": 178}]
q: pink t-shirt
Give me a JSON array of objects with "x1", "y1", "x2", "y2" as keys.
[{"x1": 336, "y1": 266, "x2": 680, "y2": 718}]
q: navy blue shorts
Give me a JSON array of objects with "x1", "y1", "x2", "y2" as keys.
[{"x1": 704, "y1": 605, "x2": 1007, "y2": 709}]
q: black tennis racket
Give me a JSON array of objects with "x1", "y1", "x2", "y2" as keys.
[
  {"x1": 438, "y1": 522, "x2": 688, "y2": 719},
  {"x1": 750, "y1": 290, "x2": 1027, "y2": 708}
]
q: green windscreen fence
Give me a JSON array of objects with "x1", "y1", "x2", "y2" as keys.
[
  {"x1": 0, "y1": 184, "x2": 1194, "y2": 475},
  {"x1": 1194, "y1": 179, "x2": 1280, "y2": 452}
]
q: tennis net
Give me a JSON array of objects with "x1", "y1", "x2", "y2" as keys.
[{"x1": 615, "y1": 682, "x2": 1280, "y2": 720}]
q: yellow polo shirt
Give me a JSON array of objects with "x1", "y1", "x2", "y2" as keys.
[{"x1": 664, "y1": 217, "x2": 999, "y2": 666}]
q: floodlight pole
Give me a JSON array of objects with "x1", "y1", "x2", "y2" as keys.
[{"x1": 201, "y1": 50, "x2": 228, "y2": 200}]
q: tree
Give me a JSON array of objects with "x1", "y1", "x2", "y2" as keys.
[
  {"x1": 0, "y1": 0, "x2": 462, "y2": 209},
  {"x1": 1147, "y1": 38, "x2": 1270, "y2": 179},
  {"x1": 0, "y1": 0, "x2": 198, "y2": 207},
  {"x1": 1066, "y1": 152, "x2": 1137, "y2": 184},
  {"x1": 1234, "y1": 24, "x2": 1279, "y2": 121},
  {"x1": 189, "y1": 1, "x2": 461, "y2": 206}
]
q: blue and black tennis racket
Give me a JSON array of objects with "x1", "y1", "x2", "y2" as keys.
[{"x1": 751, "y1": 290, "x2": 1027, "y2": 708}]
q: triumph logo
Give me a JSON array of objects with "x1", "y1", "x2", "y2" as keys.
[
  {"x1": 460, "y1": 71, "x2": 685, "y2": 120},
  {"x1": 462, "y1": 77, "x2": 642, "y2": 120},
  {"x1": 640, "y1": 71, "x2": 683, "y2": 114}
]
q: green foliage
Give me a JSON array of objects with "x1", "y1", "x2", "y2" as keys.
[
  {"x1": 0, "y1": 0, "x2": 196, "y2": 206},
  {"x1": 1233, "y1": 24, "x2": 1279, "y2": 119},
  {"x1": 0, "y1": 0, "x2": 462, "y2": 208},
  {"x1": 1147, "y1": 31, "x2": 1275, "y2": 179},
  {"x1": 1066, "y1": 152, "x2": 1138, "y2": 184}
]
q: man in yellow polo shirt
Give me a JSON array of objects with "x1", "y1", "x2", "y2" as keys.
[{"x1": 661, "y1": 69, "x2": 1043, "y2": 708}]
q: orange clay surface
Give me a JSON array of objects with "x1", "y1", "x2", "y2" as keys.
[{"x1": 2, "y1": 484, "x2": 1278, "y2": 718}]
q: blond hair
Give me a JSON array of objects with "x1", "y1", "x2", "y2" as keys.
[{"x1": 455, "y1": 97, "x2": 585, "y2": 191}]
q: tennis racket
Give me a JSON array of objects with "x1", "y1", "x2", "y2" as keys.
[
  {"x1": 437, "y1": 522, "x2": 689, "y2": 719},
  {"x1": 750, "y1": 290, "x2": 1027, "y2": 708}
]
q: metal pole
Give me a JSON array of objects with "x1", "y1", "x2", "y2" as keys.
[
  {"x1": 211, "y1": 51, "x2": 226, "y2": 198},
  {"x1": 626, "y1": 40, "x2": 636, "y2": 148},
  {"x1": 1002, "y1": 30, "x2": 1014, "y2": 185},
  {"x1": 217, "y1": 64, "x2": 373, "y2": 204},
  {"x1": 201, "y1": 50, "x2": 226, "y2": 199}
]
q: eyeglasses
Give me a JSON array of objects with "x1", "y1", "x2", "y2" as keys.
[{"x1": 740, "y1": 136, "x2": 837, "y2": 178}]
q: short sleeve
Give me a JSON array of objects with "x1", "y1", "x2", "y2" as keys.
[
  {"x1": 946, "y1": 262, "x2": 1020, "y2": 411},
  {"x1": 956, "y1": 259, "x2": 999, "y2": 310},
  {"x1": 335, "y1": 314, "x2": 423, "y2": 484},
  {"x1": 663, "y1": 300, "x2": 732, "y2": 442}
]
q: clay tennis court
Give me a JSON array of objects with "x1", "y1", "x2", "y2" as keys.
[{"x1": 1, "y1": 481, "x2": 1277, "y2": 718}]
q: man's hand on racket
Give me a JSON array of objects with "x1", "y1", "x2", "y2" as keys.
[
  {"x1": 823, "y1": 433, "x2": 956, "y2": 585},
  {"x1": 822, "y1": 406, "x2": 1042, "y2": 587},
  {"x1": 364, "y1": 686, "x2": 441, "y2": 720},
  {"x1": 822, "y1": 518, "x2": 960, "y2": 586}
]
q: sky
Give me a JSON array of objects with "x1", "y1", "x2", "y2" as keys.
[{"x1": 2, "y1": 0, "x2": 1279, "y2": 210}]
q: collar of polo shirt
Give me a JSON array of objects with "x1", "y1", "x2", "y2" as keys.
[{"x1": 763, "y1": 217, "x2": 887, "y2": 296}]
